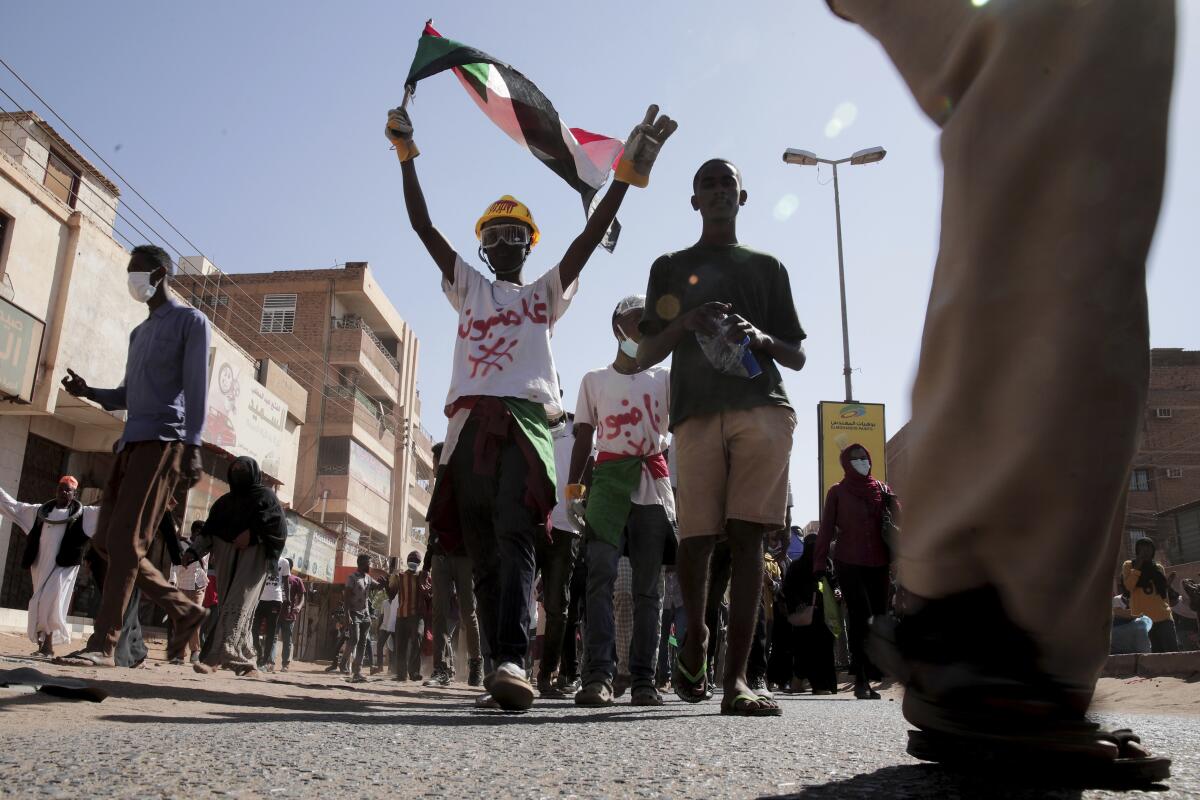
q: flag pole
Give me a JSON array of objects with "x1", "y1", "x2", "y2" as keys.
[{"x1": 401, "y1": 18, "x2": 434, "y2": 109}]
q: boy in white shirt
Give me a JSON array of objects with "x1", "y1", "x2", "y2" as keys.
[
  {"x1": 385, "y1": 104, "x2": 676, "y2": 711},
  {"x1": 568, "y1": 295, "x2": 675, "y2": 707}
]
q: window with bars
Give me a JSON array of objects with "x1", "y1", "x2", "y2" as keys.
[
  {"x1": 1155, "y1": 408, "x2": 1173, "y2": 419},
  {"x1": 1166, "y1": 467, "x2": 1184, "y2": 479},
  {"x1": 260, "y1": 293, "x2": 296, "y2": 333},
  {"x1": 1129, "y1": 469, "x2": 1150, "y2": 492}
]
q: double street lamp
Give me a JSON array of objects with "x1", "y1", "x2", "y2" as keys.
[{"x1": 782, "y1": 146, "x2": 886, "y2": 403}]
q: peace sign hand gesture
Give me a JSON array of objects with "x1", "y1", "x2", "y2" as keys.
[{"x1": 616, "y1": 104, "x2": 679, "y2": 188}]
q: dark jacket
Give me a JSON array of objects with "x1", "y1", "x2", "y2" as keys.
[{"x1": 22, "y1": 500, "x2": 89, "y2": 569}]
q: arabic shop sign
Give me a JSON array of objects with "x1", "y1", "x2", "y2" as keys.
[
  {"x1": 204, "y1": 338, "x2": 289, "y2": 478},
  {"x1": 0, "y1": 297, "x2": 45, "y2": 403}
]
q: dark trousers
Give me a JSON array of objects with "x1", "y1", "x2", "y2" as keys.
[
  {"x1": 536, "y1": 527, "x2": 582, "y2": 682},
  {"x1": 562, "y1": 551, "x2": 587, "y2": 679},
  {"x1": 657, "y1": 603, "x2": 687, "y2": 686},
  {"x1": 792, "y1": 612, "x2": 838, "y2": 693},
  {"x1": 279, "y1": 618, "x2": 295, "y2": 666},
  {"x1": 1149, "y1": 619, "x2": 1179, "y2": 653},
  {"x1": 395, "y1": 614, "x2": 422, "y2": 678},
  {"x1": 836, "y1": 562, "x2": 890, "y2": 684},
  {"x1": 347, "y1": 619, "x2": 371, "y2": 676},
  {"x1": 452, "y1": 416, "x2": 541, "y2": 666},
  {"x1": 86, "y1": 441, "x2": 196, "y2": 655},
  {"x1": 584, "y1": 504, "x2": 670, "y2": 690},
  {"x1": 432, "y1": 553, "x2": 481, "y2": 675},
  {"x1": 747, "y1": 596, "x2": 770, "y2": 683},
  {"x1": 253, "y1": 600, "x2": 282, "y2": 666}
]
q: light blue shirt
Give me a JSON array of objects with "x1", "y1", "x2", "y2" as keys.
[{"x1": 90, "y1": 295, "x2": 211, "y2": 447}]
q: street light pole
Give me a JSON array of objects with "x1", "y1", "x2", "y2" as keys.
[
  {"x1": 781, "y1": 146, "x2": 886, "y2": 404},
  {"x1": 830, "y1": 162, "x2": 854, "y2": 403}
]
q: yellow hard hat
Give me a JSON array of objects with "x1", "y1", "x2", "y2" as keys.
[{"x1": 475, "y1": 195, "x2": 540, "y2": 247}]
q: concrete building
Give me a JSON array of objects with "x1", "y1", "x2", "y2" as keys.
[
  {"x1": 174, "y1": 263, "x2": 435, "y2": 566},
  {"x1": 884, "y1": 347, "x2": 1200, "y2": 570},
  {"x1": 0, "y1": 110, "x2": 309, "y2": 620}
]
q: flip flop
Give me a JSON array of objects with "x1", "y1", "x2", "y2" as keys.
[
  {"x1": 52, "y1": 650, "x2": 115, "y2": 668},
  {"x1": 672, "y1": 652, "x2": 707, "y2": 704},
  {"x1": 721, "y1": 692, "x2": 783, "y2": 717},
  {"x1": 906, "y1": 727, "x2": 1170, "y2": 787}
]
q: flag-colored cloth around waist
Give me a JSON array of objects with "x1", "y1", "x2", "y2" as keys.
[
  {"x1": 426, "y1": 396, "x2": 557, "y2": 553},
  {"x1": 405, "y1": 22, "x2": 624, "y2": 250},
  {"x1": 584, "y1": 453, "x2": 669, "y2": 548}
]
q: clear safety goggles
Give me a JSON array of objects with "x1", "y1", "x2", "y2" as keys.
[{"x1": 481, "y1": 223, "x2": 532, "y2": 249}]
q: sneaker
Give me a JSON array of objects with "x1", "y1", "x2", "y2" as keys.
[
  {"x1": 574, "y1": 680, "x2": 614, "y2": 707},
  {"x1": 167, "y1": 657, "x2": 184, "y2": 666},
  {"x1": 489, "y1": 661, "x2": 535, "y2": 711},
  {"x1": 409, "y1": 673, "x2": 423, "y2": 682},
  {"x1": 423, "y1": 669, "x2": 447, "y2": 687},
  {"x1": 263, "y1": 664, "x2": 275, "y2": 674},
  {"x1": 190, "y1": 653, "x2": 200, "y2": 665},
  {"x1": 324, "y1": 663, "x2": 340, "y2": 673},
  {"x1": 467, "y1": 658, "x2": 484, "y2": 688},
  {"x1": 474, "y1": 692, "x2": 500, "y2": 709},
  {"x1": 349, "y1": 673, "x2": 367, "y2": 683},
  {"x1": 280, "y1": 664, "x2": 289, "y2": 673},
  {"x1": 556, "y1": 674, "x2": 582, "y2": 695}
]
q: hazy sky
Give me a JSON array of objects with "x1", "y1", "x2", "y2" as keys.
[{"x1": 4, "y1": 1, "x2": 1196, "y2": 521}]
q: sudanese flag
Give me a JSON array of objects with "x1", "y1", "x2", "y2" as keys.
[{"x1": 405, "y1": 22, "x2": 623, "y2": 249}]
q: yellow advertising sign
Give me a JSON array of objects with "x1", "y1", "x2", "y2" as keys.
[{"x1": 817, "y1": 401, "x2": 887, "y2": 508}]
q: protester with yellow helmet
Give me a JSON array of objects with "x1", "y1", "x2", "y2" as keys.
[{"x1": 384, "y1": 103, "x2": 676, "y2": 711}]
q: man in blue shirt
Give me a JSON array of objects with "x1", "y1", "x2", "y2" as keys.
[{"x1": 57, "y1": 244, "x2": 210, "y2": 667}]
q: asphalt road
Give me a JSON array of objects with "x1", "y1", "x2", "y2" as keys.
[{"x1": 0, "y1": 655, "x2": 1197, "y2": 800}]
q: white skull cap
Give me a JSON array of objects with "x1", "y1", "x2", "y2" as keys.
[{"x1": 613, "y1": 294, "x2": 646, "y2": 319}]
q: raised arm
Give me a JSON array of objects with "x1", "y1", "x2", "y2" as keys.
[
  {"x1": 386, "y1": 108, "x2": 456, "y2": 283},
  {"x1": 558, "y1": 105, "x2": 677, "y2": 288},
  {"x1": 0, "y1": 486, "x2": 39, "y2": 533}
]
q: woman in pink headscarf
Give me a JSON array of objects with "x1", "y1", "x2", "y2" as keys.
[{"x1": 813, "y1": 444, "x2": 899, "y2": 699}]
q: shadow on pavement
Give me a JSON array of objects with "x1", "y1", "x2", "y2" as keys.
[
  {"x1": 762, "y1": 763, "x2": 1169, "y2": 799},
  {"x1": 98, "y1": 708, "x2": 698, "y2": 727}
]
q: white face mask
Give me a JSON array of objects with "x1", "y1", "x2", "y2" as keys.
[
  {"x1": 407, "y1": 562, "x2": 420, "y2": 572},
  {"x1": 618, "y1": 335, "x2": 640, "y2": 359},
  {"x1": 850, "y1": 459, "x2": 871, "y2": 477},
  {"x1": 127, "y1": 271, "x2": 160, "y2": 303}
]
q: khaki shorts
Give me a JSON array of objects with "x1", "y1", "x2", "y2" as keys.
[{"x1": 674, "y1": 404, "x2": 796, "y2": 539}]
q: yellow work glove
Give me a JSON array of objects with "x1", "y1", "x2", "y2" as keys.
[
  {"x1": 565, "y1": 484, "x2": 588, "y2": 531},
  {"x1": 385, "y1": 107, "x2": 420, "y2": 163},
  {"x1": 614, "y1": 104, "x2": 678, "y2": 188}
]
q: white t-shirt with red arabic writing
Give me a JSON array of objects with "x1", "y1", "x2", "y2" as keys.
[
  {"x1": 442, "y1": 256, "x2": 576, "y2": 419},
  {"x1": 575, "y1": 364, "x2": 671, "y2": 506}
]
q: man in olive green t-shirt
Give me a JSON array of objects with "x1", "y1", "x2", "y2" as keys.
[{"x1": 638, "y1": 159, "x2": 807, "y2": 716}]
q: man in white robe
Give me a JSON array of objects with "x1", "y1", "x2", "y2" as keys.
[{"x1": 0, "y1": 476, "x2": 100, "y2": 656}]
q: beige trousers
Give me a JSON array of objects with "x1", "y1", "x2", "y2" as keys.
[{"x1": 835, "y1": 0, "x2": 1175, "y2": 691}]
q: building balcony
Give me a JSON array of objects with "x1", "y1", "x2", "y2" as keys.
[
  {"x1": 412, "y1": 425, "x2": 435, "y2": 471},
  {"x1": 408, "y1": 481, "x2": 431, "y2": 519},
  {"x1": 321, "y1": 387, "x2": 397, "y2": 464},
  {"x1": 328, "y1": 318, "x2": 400, "y2": 403}
]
